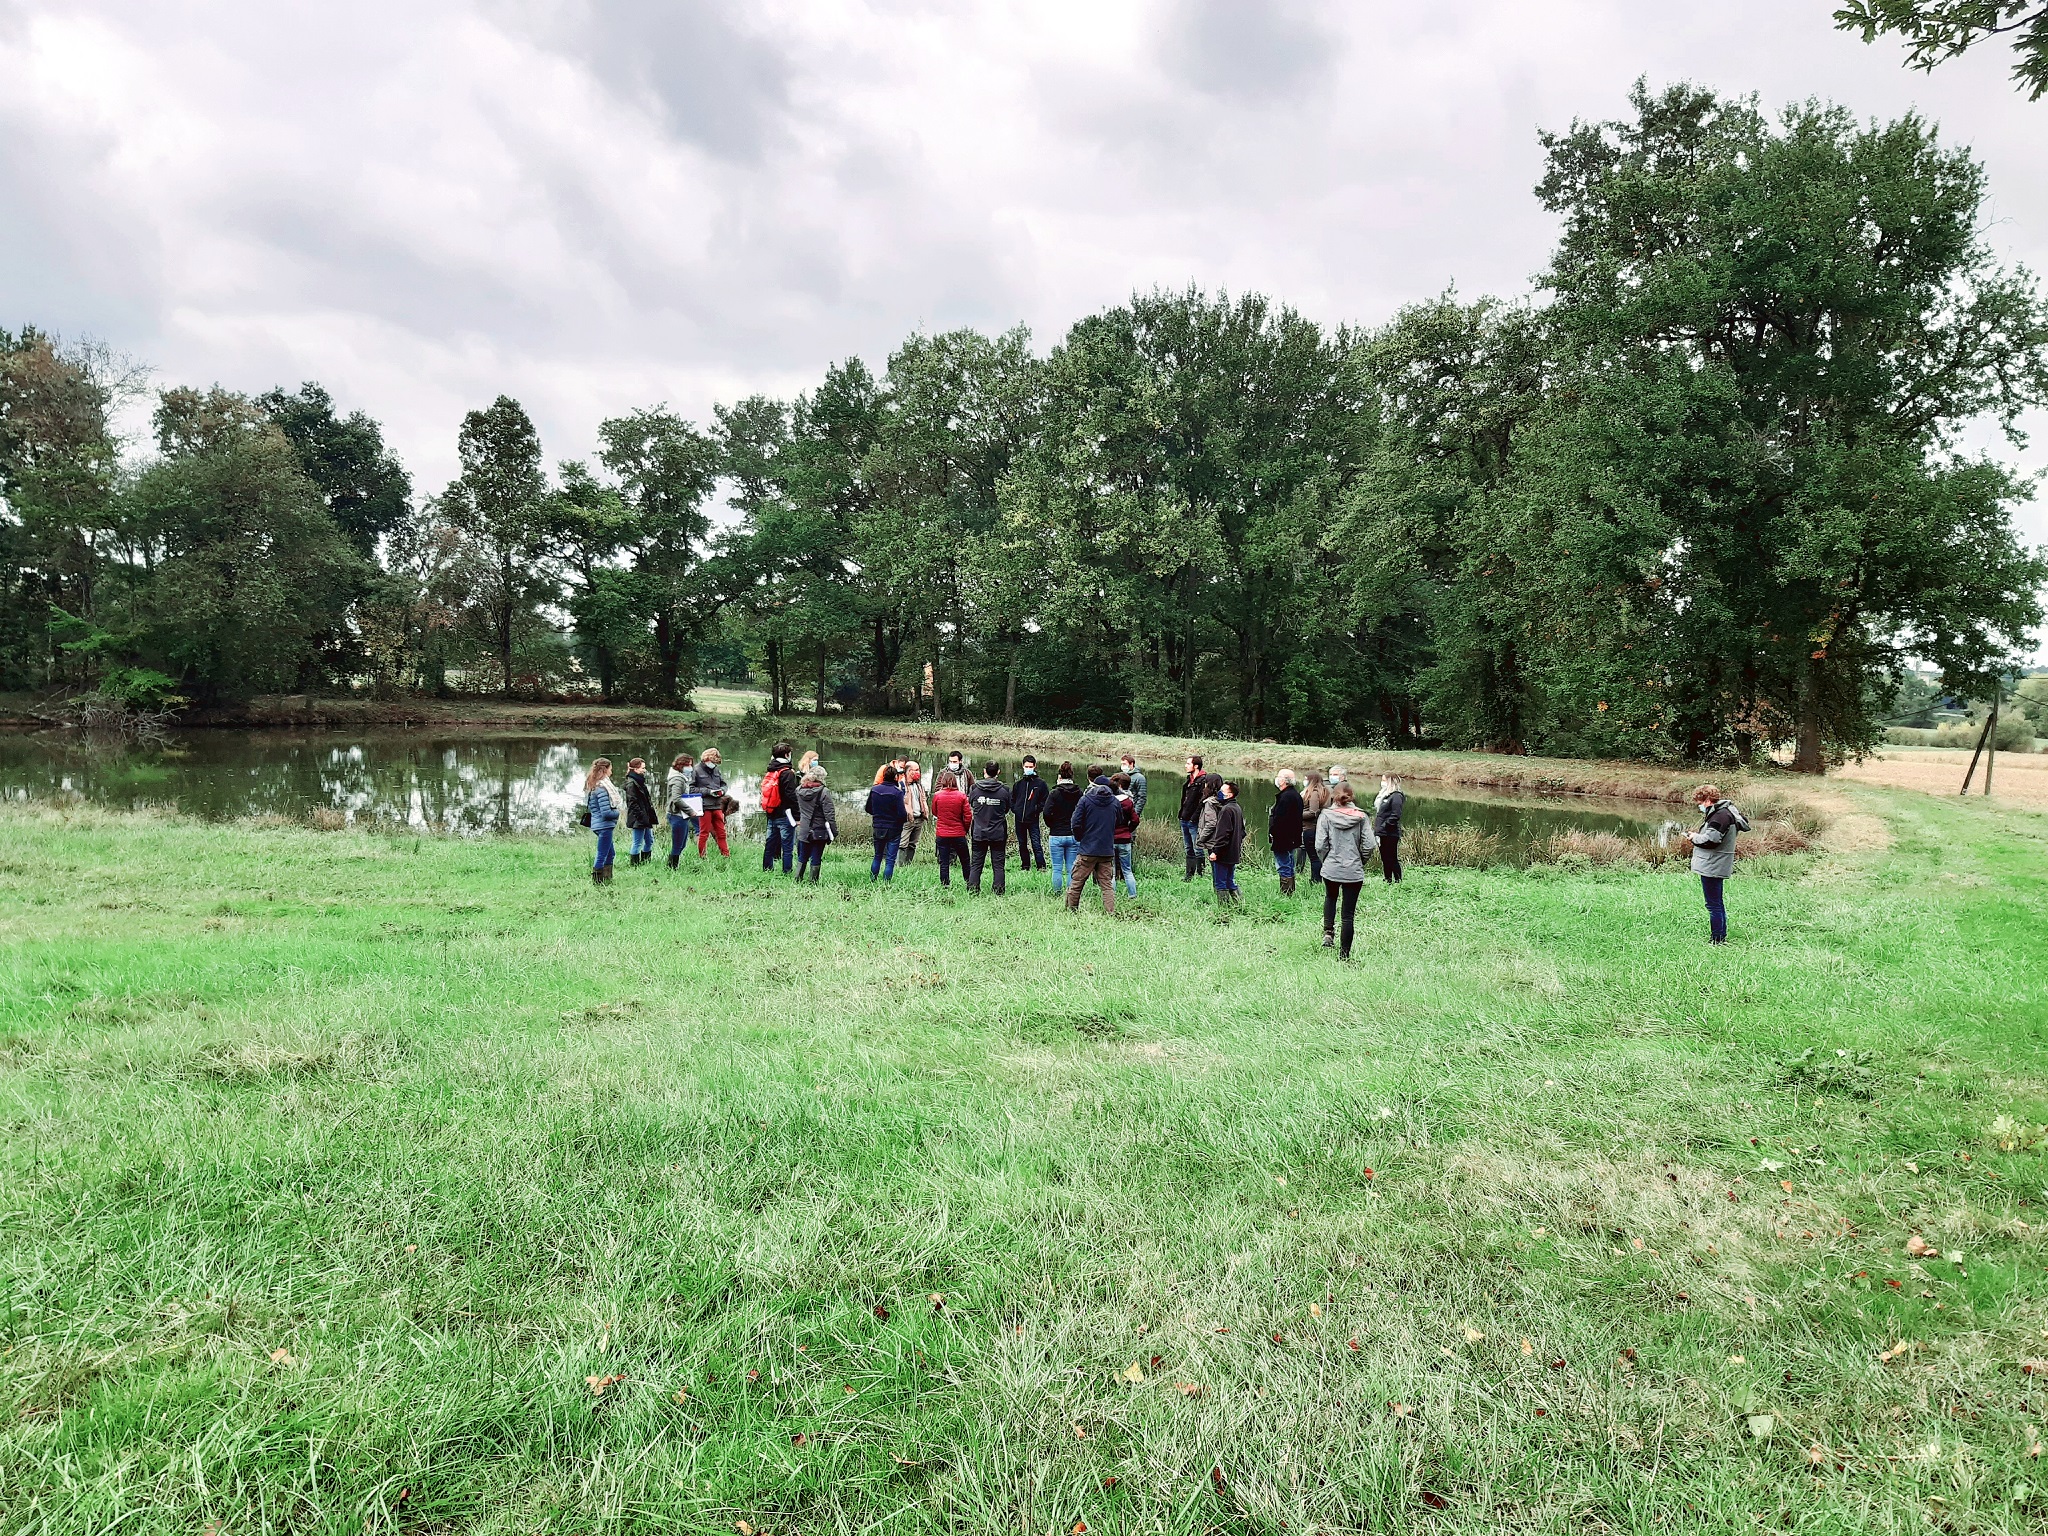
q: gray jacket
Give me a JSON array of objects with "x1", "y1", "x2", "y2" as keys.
[
  {"x1": 1688, "y1": 799, "x2": 1746, "y2": 878},
  {"x1": 1315, "y1": 805, "x2": 1377, "y2": 884},
  {"x1": 689, "y1": 761, "x2": 728, "y2": 802},
  {"x1": 796, "y1": 781, "x2": 837, "y2": 843}
]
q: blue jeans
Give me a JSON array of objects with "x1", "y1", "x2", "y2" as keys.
[
  {"x1": 630, "y1": 826, "x2": 654, "y2": 857},
  {"x1": 871, "y1": 834, "x2": 900, "y2": 880},
  {"x1": 1180, "y1": 819, "x2": 1200, "y2": 864},
  {"x1": 1048, "y1": 834, "x2": 1078, "y2": 894},
  {"x1": 796, "y1": 839, "x2": 827, "y2": 881},
  {"x1": 1274, "y1": 847, "x2": 1296, "y2": 880},
  {"x1": 1701, "y1": 876, "x2": 1727, "y2": 943},
  {"x1": 1210, "y1": 859, "x2": 1238, "y2": 895},
  {"x1": 764, "y1": 815, "x2": 794, "y2": 873},
  {"x1": 592, "y1": 826, "x2": 615, "y2": 870},
  {"x1": 1115, "y1": 843, "x2": 1137, "y2": 896},
  {"x1": 667, "y1": 813, "x2": 697, "y2": 862},
  {"x1": 1305, "y1": 834, "x2": 1323, "y2": 882}
]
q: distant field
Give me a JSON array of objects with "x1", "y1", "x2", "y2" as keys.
[
  {"x1": 1835, "y1": 746, "x2": 2048, "y2": 809},
  {"x1": 689, "y1": 686, "x2": 772, "y2": 716},
  {"x1": 2, "y1": 785, "x2": 2046, "y2": 1532}
]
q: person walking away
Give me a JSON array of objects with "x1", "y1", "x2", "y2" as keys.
[
  {"x1": 1064, "y1": 766, "x2": 1119, "y2": 914},
  {"x1": 1198, "y1": 780, "x2": 1247, "y2": 904},
  {"x1": 691, "y1": 748, "x2": 731, "y2": 857},
  {"x1": 1686, "y1": 783, "x2": 1748, "y2": 944},
  {"x1": 794, "y1": 762, "x2": 837, "y2": 882},
  {"x1": 761, "y1": 742, "x2": 799, "y2": 874},
  {"x1": 619, "y1": 758, "x2": 657, "y2": 865},
  {"x1": 967, "y1": 760, "x2": 1013, "y2": 894},
  {"x1": 1372, "y1": 774, "x2": 1406, "y2": 883},
  {"x1": 584, "y1": 757, "x2": 623, "y2": 884},
  {"x1": 864, "y1": 766, "x2": 908, "y2": 881},
  {"x1": 1013, "y1": 755, "x2": 1049, "y2": 871},
  {"x1": 665, "y1": 753, "x2": 700, "y2": 867},
  {"x1": 899, "y1": 761, "x2": 927, "y2": 864},
  {"x1": 1110, "y1": 771, "x2": 1140, "y2": 897},
  {"x1": 931, "y1": 770, "x2": 972, "y2": 888},
  {"x1": 1120, "y1": 755, "x2": 1148, "y2": 822},
  {"x1": 1300, "y1": 774, "x2": 1331, "y2": 883},
  {"x1": 1043, "y1": 762, "x2": 1081, "y2": 896},
  {"x1": 1177, "y1": 755, "x2": 1220, "y2": 880},
  {"x1": 1314, "y1": 783, "x2": 1376, "y2": 959},
  {"x1": 1269, "y1": 769, "x2": 1304, "y2": 894}
]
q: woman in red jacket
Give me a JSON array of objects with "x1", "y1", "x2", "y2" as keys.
[{"x1": 930, "y1": 770, "x2": 972, "y2": 888}]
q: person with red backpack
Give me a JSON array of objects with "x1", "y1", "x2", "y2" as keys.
[
  {"x1": 930, "y1": 770, "x2": 972, "y2": 888},
  {"x1": 760, "y1": 742, "x2": 799, "y2": 874}
]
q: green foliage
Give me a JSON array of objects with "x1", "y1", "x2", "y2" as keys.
[
  {"x1": 257, "y1": 382, "x2": 411, "y2": 558},
  {"x1": 1836, "y1": 1, "x2": 2048, "y2": 98}
]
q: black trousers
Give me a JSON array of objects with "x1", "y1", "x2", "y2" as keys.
[
  {"x1": 1016, "y1": 819, "x2": 1045, "y2": 869},
  {"x1": 1379, "y1": 833, "x2": 1402, "y2": 882},
  {"x1": 937, "y1": 835, "x2": 969, "y2": 885},
  {"x1": 968, "y1": 838, "x2": 1007, "y2": 894},
  {"x1": 1323, "y1": 879, "x2": 1362, "y2": 956}
]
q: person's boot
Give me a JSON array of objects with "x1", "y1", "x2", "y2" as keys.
[
  {"x1": 1281, "y1": 875, "x2": 1295, "y2": 897},
  {"x1": 667, "y1": 854, "x2": 680, "y2": 869},
  {"x1": 592, "y1": 866, "x2": 604, "y2": 886},
  {"x1": 1322, "y1": 930, "x2": 1334, "y2": 949}
]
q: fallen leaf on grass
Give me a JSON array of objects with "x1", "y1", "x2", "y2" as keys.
[
  {"x1": 1271, "y1": 1332, "x2": 1285, "y2": 1344},
  {"x1": 1362, "y1": 1167, "x2": 1375, "y2": 1180},
  {"x1": 1420, "y1": 1491, "x2": 1448, "y2": 1510},
  {"x1": 2020, "y1": 1359, "x2": 2048, "y2": 1376},
  {"x1": 269, "y1": 1348, "x2": 293, "y2": 1366},
  {"x1": 1176, "y1": 1382, "x2": 1204, "y2": 1397},
  {"x1": 1150, "y1": 1354, "x2": 1162, "y2": 1366},
  {"x1": 1464, "y1": 1327, "x2": 1484, "y2": 1343},
  {"x1": 1807, "y1": 1445, "x2": 1825, "y2": 1466},
  {"x1": 1780, "y1": 1180, "x2": 1794, "y2": 1193},
  {"x1": 1310, "y1": 1303, "x2": 1322, "y2": 1318},
  {"x1": 1522, "y1": 1338, "x2": 1534, "y2": 1355},
  {"x1": 1347, "y1": 1339, "x2": 1360, "y2": 1351},
  {"x1": 587, "y1": 1373, "x2": 626, "y2": 1395},
  {"x1": 746, "y1": 1369, "x2": 761, "y2": 1383},
  {"x1": 1210, "y1": 1466, "x2": 1226, "y2": 1490},
  {"x1": 1072, "y1": 1423, "x2": 1087, "y2": 1439},
  {"x1": 1728, "y1": 1355, "x2": 1746, "y2": 1364},
  {"x1": 929, "y1": 1293, "x2": 945, "y2": 1310},
  {"x1": 1905, "y1": 1234, "x2": 1935, "y2": 1257},
  {"x1": 872, "y1": 1304, "x2": 889, "y2": 1321},
  {"x1": 1885, "y1": 1279, "x2": 1903, "y2": 1289},
  {"x1": 1389, "y1": 1401, "x2": 1411, "y2": 1418},
  {"x1": 1879, "y1": 1341, "x2": 1914, "y2": 1363},
  {"x1": 735, "y1": 1523, "x2": 754, "y2": 1536},
  {"x1": 1746, "y1": 1413, "x2": 1774, "y2": 1439},
  {"x1": 1120, "y1": 1362, "x2": 1145, "y2": 1383},
  {"x1": 1071, "y1": 1522, "x2": 1088, "y2": 1534},
  {"x1": 1102, "y1": 1476, "x2": 1119, "y2": 1488},
  {"x1": 791, "y1": 1433, "x2": 807, "y2": 1446}
]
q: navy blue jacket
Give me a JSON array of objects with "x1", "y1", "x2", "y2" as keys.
[
  {"x1": 863, "y1": 784, "x2": 907, "y2": 840},
  {"x1": 1071, "y1": 779, "x2": 1120, "y2": 857}
]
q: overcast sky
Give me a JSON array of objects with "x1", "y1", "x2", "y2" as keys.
[{"x1": 3, "y1": 0, "x2": 2044, "y2": 558}]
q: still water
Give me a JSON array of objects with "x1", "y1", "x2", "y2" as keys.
[{"x1": 0, "y1": 729, "x2": 1668, "y2": 857}]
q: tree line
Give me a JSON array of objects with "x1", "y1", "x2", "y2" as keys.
[{"x1": 4, "y1": 85, "x2": 2045, "y2": 768}]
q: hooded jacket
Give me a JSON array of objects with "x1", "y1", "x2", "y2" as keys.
[
  {"x1": 968, "y1": 774, "x2": 1013, "y2": 842},
  {"x1": 1071, "y1": 778, "x2": 1120, "y2": 857},
  {"x1": 1113, "y1": 789, "x2": 1138, "y2": 843},
  {"x1": 1126, "y1": 768, "x2": 1148, "y2": 820},
  {"x1": 795, "y1": 779, "x2": 837, "y2": 843},
  {"x1": 1198, "y1": 794, "x2": 1246, "y2": 865},
  {"x1": 863, "y1": 783, "x2": 907, "y2": 840},
  {"x1": 1012, "y1": 770, "x2": 1050, "y2": 824},
  {"x1": 1688, "y1": 799, "x2": 1746, "y2": 879},
  {"x1": 1043, "y1": 778, "x2": 1081, "y2": 835},
  {"x1": 1315, "y1": 803, "x2": 1377, "y2": 883}
]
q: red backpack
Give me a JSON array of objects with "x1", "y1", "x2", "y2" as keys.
[{"x1": 760, "y1": 768, "x2": 784, "y2": 812}]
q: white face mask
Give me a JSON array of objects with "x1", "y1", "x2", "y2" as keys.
[{"x1": 1023, "y1": 766, "x2": 1036, "y2": 775}]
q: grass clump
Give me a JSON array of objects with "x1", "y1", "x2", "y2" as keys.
[{"x1": 1, "y1": 790, "x2": 2045, "y2": 1533}]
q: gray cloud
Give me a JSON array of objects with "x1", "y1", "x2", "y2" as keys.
[{"x1": 1157, "y1": 0, "x2": 1333, "y2": 102}]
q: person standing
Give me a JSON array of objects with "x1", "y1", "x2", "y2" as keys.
[
  {"x1": 1269, "y1": 769, "x2": 1304, "y2": 895},
  {"x1": 691, "y1": 748, "x2": 730, "y2": 858},
  {"x1": 761, "y1": 742, "x2": 799, "y2": 874},
  {"x1": 1043, "y1": 761, "x2": 1082, "y2": 896},
  {"x1": 665, "y1": 753, "x2": 699, "y2": 868},
  {"x1": 943, "y1": 750, "x2": 970, "y2": 790},
  {"x1": 967, "y1": 760, "x2": 1013, "y2": 895},
  {"x1": 584, "y1": 757, "x2": 623, "y2": 884},
  {"x1": 864, "y1": 765, "x2": 908, "y2": 881},
  {"x1": 1064, "y1": 766, "x2": 1119, "y2": 914},
  {"x1": 793, "y1": 762, "x2": 836, "y2": 882},
  {"x1": 1686, "y1": 783, "x2": 1748, "y2": 944},
  {"x1": 1109, "y1": 771, "x2": 1140, "y2": 898},
  {"x1": 1120, "y1": 754, "x2": 1148, "y2": 823},
  {"x1": 1314, "y1": 783, "x2": 1376, "y2": 959},
  {"x1": 931, "y1": 770, "x2": 972, "y2": 888},
  {"x1": 1177, "y1": 755, "x2": 1219, "y2": 880},
  {"x1": 899, "y1": 760, "x2": 928, "y2": 864},
  {"x1": 1372, "y1": 774, "x2": 1407, "y2": 883},
  {"x1": 1300, "y1": 773, "x2": 1331, "y2": 883},
  {"x1": 1198, "y1": 779, "x2": 1247, "y2": 904},
  {"x1": 875, "y1": 754, "x2": 908, "y2": 785},
  {"x1": 620, "y1": 758, "x2": 657, "y2": 865},
  {"x1": 1012, "y1": 755, "x2": 1049, "y2": 872}
]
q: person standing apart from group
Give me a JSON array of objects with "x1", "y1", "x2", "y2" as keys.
[
  {"x1": 1178, "y1": 755, "x2": 1219, "y2": 880},
  {"x1": 931, "y1": 770, "x2": 972, "y2": 888},
  {"x1": 1372, "y1": 774, "x2": 1405, "y2": 882},
  {"x1": 1197, "y1": 779, "x2": 1247, "y2": 904},
  {"x1": 665, "y1": 753, "x2": 699, "y2": 868},
  {"x1": 793, "y1": 762, "x2": 836, "y2": 881},
  {"x1": 1269, "y1": 768, "x2": 1303, "y2": 895},
  {"x1": 899, "y1": 760, "x2": 927, "y2": 863},
  {"x1": 1109, "y1": 771, "x2": 1140, "y2": 897},
  {"x1": 761, "y1": 743, "x2": 799, "y2": 874},
  {"x1": 1314, "y1": 783, "x2": 1375, "y2": 959},
  {"x1": 1064, "y1": 766, "x2": 1120, "y2": 914},
  {"x1": 1012, "y1": 755, "x2": 1048, "y2": 872},
  {"x1": 622, "y1": 758, "x2": 657, "y2": 865},
  {"x1": 691, "y1": 748, "x2": 730, "y2": 857},
  {"x1": 1686, "y1": 783, "x2": 1748, "y2": 944},
  {"x1": 585, "y1": 757, "x2": 623, "y2": 883},
  {"x1": 864, "y1": 766, "x2": 908, "y2": 881},
  {"x1": 967, "y1": 761, "x2": 1013, "y2": 895},
  {"x1": 1043, "y1": 762, "x2": 1081, "y2": 896}
]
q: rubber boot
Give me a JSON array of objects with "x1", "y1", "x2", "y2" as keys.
[
  {"x1": 1281, "y1": 875, "x2": 1295, "y2": 897},
  {"x1": 593, "y1": 866, "x2": 604, "y2": 886}
]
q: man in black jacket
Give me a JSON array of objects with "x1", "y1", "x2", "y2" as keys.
[
  {"x1": 1268, "y1": 769, "x2": 1303, "y2": 895},
  {"x1": 761, "y1": 743, "x2": 800, "y2": 874},
  {"x1": 1177, "y1": 754, "x2": 1221, "y2": 880},
  {"x1": 1012, "y1": 754, "x2": 1049, "y2": 871},
  {"x1": 966, "y1": 761, "x2": 1013, "y2": 894}
]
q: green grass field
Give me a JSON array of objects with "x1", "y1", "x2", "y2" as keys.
[{"x1": 2, "y1": 786, "x2": 2046, "y2": 1534}]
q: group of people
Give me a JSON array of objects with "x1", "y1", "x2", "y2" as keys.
[{"x1": 579, "y1": 744, "x2": 1748, "y2": 946}]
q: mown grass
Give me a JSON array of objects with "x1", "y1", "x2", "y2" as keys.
[{"x1": 1, "y1": 789, "x2": 2046, "y2": 1534}]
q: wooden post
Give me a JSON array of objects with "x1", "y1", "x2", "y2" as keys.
[
  {"x1": 1960, "y1": 707, "x2": 1995, "y2": 795},
  {"x1": 1983, "y1": 701, "x2": 1998, "y2": 798}
]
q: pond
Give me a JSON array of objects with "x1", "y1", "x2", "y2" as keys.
[{"x1": 0, "y1": 728, "x2": 1678, "y2": 862}]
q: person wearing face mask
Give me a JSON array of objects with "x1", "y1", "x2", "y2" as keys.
[
  {"x1": 1119, "y1": 755, "x2": 1148, "y2": 822},
  {"x1": 1012, "y1": 754, "x2": 1049, "y2": 872},
  {"x1": 1196, "y1": 778, "x2": 1247, "y2": 905}
]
